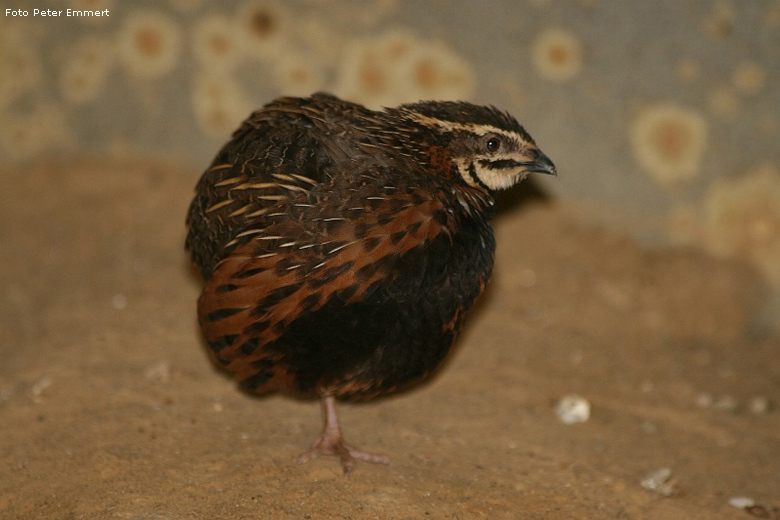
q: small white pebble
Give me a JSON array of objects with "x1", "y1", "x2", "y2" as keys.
[
  {"x1": 144, "y1": 362, "x2": 171, "y2": 383},
  {"x1": 595, "y1": 281, "x2": 632, "y2": 311},
  {"x1": 240, "y1": 432, "x2": 250, "y2": 440},
  {"x1": 728, "y1": 496, "x2": 756, "y2": 509},
  {"x1": 112, "y1": 293, "x2": 128, "y2": 310},
  {"x1": 640, "y1": 467, "x2": 676, "y2": 496},
  {"x1": 31, "y1": 376, "x2": 52, "y2": 399},
  {"x1": 695, "y1": 392, "x2": 713, "y2": 408},
  {"x1": 748, "y1": 396, "x2": 770, "y2": 414},
  {"x1": 517, "y1": 269, "x2": 537, "y2": 288},
  {"x1": 1, "y1": 384, "x2": 16, "y2": 401},
  {"x1": 555, "y1": 395, "x2": 590, "y2": 424},
  {"x1": 640, "y1": 420, "x2": 660, "y2": 435}
]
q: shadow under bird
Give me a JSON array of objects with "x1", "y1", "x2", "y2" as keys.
[{"x1": 185, "y1": 92, "x2": 556, "y2": 474}]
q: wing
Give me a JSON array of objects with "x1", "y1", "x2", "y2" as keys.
[
  {"x1": 196, "y1": 186, "x2": 457, "y2": 398},
  {"x1": 185, "y1": 94, "x2": 397, "y2": 277},
  {"x1": 185, "y1": 105, "x2": 326, "y2": 277}
]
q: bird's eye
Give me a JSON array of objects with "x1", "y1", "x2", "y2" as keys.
[{"x1": 486, "y1": 137, "x2": 501, "y2": 152}]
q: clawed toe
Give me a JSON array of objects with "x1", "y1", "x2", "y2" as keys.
[
  {"x1": 298, "y1": 437, "x2": 389, "y2": 475},
  {"x1": 298, "y1": 396, "x2": 390, "y2": 474}
]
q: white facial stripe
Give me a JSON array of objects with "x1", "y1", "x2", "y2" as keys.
[
  {"x1": 407, "y1": 109, "x2": 536, "y2": 191},
  {"x1": 474, "y1": 163, "x2": 525, "y2": 190},
  {"x1": 454, "y1": 158, "x2": 480, "y2": 188},
  {"x1": 404, "y1": 112, "x2": 515, "y2": 140},
  {"x1": 454, "y1": 158, "x2": 526, "y2": 191}
]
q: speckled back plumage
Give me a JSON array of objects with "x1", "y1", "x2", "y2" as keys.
[{"x1": 186, "y1": 92, "x2": 554, "y2": 403}]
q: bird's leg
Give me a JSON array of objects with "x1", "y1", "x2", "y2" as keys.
[{"x1": 297, "y1": 395, "x2": 390, "y2": 475}]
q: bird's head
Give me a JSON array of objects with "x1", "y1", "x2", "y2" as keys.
[{"x1": 399, "y1": 101, "x2": 557, "y2": 192}]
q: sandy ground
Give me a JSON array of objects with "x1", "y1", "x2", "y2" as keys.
[{"x1": 1, "y1": 159, "x2": 778, "y2": 519}]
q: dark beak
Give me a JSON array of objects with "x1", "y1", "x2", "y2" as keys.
[{"x1": 528, "y1": 149, "x2": 557, "y2": 176}]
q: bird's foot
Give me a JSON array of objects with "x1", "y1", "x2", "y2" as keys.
[{"x1": 298, "y1": 430, "x2": 390, "y2": 475}]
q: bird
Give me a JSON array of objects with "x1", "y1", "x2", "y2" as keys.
[{"x1": 185, "y1": 92, "x2": 556, "y2": 474}]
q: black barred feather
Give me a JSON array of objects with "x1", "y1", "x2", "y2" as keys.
[{"x1": 185, "y1": 92, "x2": 555, "y2": 473}]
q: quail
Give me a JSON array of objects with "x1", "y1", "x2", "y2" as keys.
[{"x1": 185, "y1": 93, "x2": 556, "y2": 474}]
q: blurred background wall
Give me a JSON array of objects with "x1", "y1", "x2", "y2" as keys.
[{"x1": 2, "y1": 0, "x2": 779, "y2": 294}]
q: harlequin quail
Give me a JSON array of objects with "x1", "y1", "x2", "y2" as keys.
[{"x1": 185, "y1": 93, "x2": 556, "y2": 474}]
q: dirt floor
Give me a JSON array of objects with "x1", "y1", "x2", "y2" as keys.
[{"x1": 1, "y1": 158, "x2": 778, "y2": 519}]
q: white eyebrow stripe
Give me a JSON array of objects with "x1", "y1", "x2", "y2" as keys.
[{"x1": 403, "y1": 112, "x2": 517, "y2": 138}]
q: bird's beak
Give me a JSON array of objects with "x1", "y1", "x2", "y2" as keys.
[{"x1": 527, "y1": 149, "x2": 557, "y2": 176}]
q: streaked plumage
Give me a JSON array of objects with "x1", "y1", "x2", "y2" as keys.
[{"x1": 186, "y1": 93, "x2": 556, "y2": 473}]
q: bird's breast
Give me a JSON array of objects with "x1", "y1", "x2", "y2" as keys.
[{"x1": 196, "y1": 185, "x2": 496, "y2": 399}]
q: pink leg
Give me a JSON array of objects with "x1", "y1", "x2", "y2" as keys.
[{"x1": 297, "y1": 395, "x2": 390, "y2": 475}]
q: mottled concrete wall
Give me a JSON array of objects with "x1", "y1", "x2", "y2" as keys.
[{"x1": 2, "y1": 0, "x2": 779, "y2": 290}]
